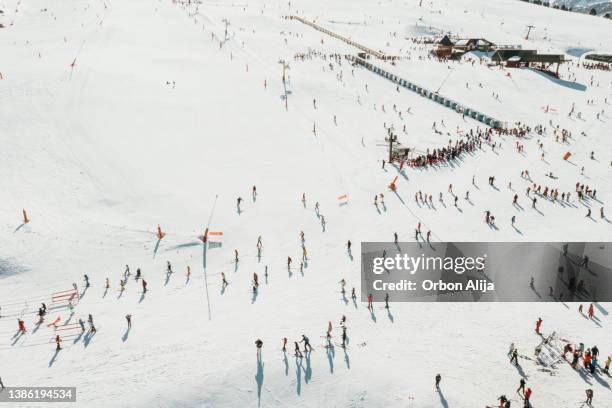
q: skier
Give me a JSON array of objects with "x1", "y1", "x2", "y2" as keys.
[
  {"x1": 435, "y1": 374, "x2": 441, "y2": 390},
  {"x1": 347, "y1": 240, "x2": 352, "y2": 253},
  {"x1": 508, "y1": 342, "x2": 515, "y2": 357},
  {"x1": 135, "y1": 268, "x2": 141, "y2": 280},
  {"x1": 282, "y1": 337, "x2": 287, "y2": 352},
  {"x1": 339, "y1": 279, "x2": 346, "y2": 294},
  {"x1": 510, "y1": 348, "x2": 519, "y2": 365},
  {"x1": 367, "y1": 293, "x2": 373, "y2": 310},
  {"x1": 300, "y1": 334, "x2": 313, "y2": 352},
  {"x1": 287, "y1": 256, "x2": 292, "y2": 268},
  {"x1": 78, "y1": 318, "x2": 85, "y2": 333},
  {"x1": 588, "y1": 303, "x2": 594, "y2": 319},
  {"x1": 17, "y1": 319, "x2": 26, "y2": 333},
  {"x1": 252, "y1": 185, "x2": 257, "y2": 199},
  {"x1": 517, "y1": 378, "x2": 525, "y2": 395},
  {"x1": 603, "y1": 355, "x2": 611, "y2": 374},
  {"x1": 384, "y1": 293, "x2": 389, "y2": 309},
  {"x1": 142, "y1": 279, "x2": 148, "y2": 293},
  {"x1": 294, "y1": 342, "x2": 303, "y2": 358},
  {"x1": 105, "y1": 278, "x2": 110, "y2": 289},
  {"x1": 84, "y1": 274, "x2": 90, "y2": 288},
  {"x1": 55, "y1": 335, "x2": 62, "y2": 351},
  {"x1": 0, "y1": 376, "x2": 4, "y2": 392},
  {"x1": 126, "y1": 314, "x2": 132, "y2": 329},
  {"x1": 524, "y1": 387, "x2": 532, "y2": 406},
  {"x1": 351, "y1": 287, "x2": 357, "y2": 300},
  {"x1": 341, "y1": 326, "x2": 347, "y2": 348},
  {"x1": 585, "y1": 388, "x2": 593, "y2": 405},
  {"x1": 221, "y1": 272, "x2": 228, "y2": 287},
  {"x1": 255, "y1": 339, "x2": 263, "y2": 357},
  {"x1": 167, "y1": 261, "x2": 172, "y2": 274},
  {"x1": 88, "y1": 314, "x2": 96, "y2": 333},
  {"x1": 535, "y1": 317, "x2": 542, "y2": 334},
  {"x1": 236, "y1": 197, "x2": 242, "y2": 211}
]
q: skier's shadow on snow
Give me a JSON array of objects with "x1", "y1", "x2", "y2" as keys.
[
  {"x1": 514, "y1": 363, "x2": 527, "y2": 379},
  {"x1": 139, "y1": 292, "x2": 146, "y2": 303},
  {"x1": 593, "y1": 372, "x2": 610, "y2": 389},
  {"x1": 48, "y1": 349, "x2": 60, "y2": 367},
  {"x1": 438, "y1": 389, "x2": 449, "y2": 408},
  {"x1": 122, "y1": 327, "x2": 130, "y2": 342},
  {"x1": 326, "y1": 345, "x2": 335, "y2": 374},
  {"x1": 386, "y1": 307, "x2": 394, "y2": 323},
  {"x1": 73, "y1": 332, "x2": 83, "y2": 344},
  {"x1": 255, "y1": 356, "x2": 264, "y2": 406},
  {"x1": 11, "y1": 331, "x2": 24, "y2": 346},
  {"x1": 512, "y1": 225, "x2": 523, "y2": 235},
  {"x1": 165, "y1": 272, "x2": 172, "y2": 286},
  {"x1": 304, "y1": 353, "x2": 312, "y2": 383},
  {"x1": 343, "y1": 347, "x2": 350, "y2": 369},
  {"x1": 80, "y1": 286, "x2": 89, "y2": 300},
  {"x1": 153, "y1": 239, "x2": 161, "y2": 259},
  {"x1": 578, "y1": 367, "x2": 593, "y2": 385},
  {"x1": 83, "y1": 331, "x2": 96, "y2": 348},
  {"x1": 594, "y1": 302, "x2": 608, "y2": 316},
  {"x1": 369, "y1": 308, "x2": 377, "y2": 322},
  {"x1": 283, "y1": 351, "x2": 289, "y2": 376},
  {"x1": 295, "y1": 357, "x2": 303, "y2": 395},
  {"x1": 251, "y1": 289, "x2": 258, "y2": 304}
]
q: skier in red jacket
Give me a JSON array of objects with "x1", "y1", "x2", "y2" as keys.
[
  {"x1": 17, "y1": 319, "x2": 26, "y2": 333},
  {"x1": 535, "y1": 317, "x2": 542, "y2": 334},
  {"x1": 588, "y1": 303, "x2": 594, "y2": 319},
  {"x1": 524, "y1": 387, "x2": 532, "y2": 405}
]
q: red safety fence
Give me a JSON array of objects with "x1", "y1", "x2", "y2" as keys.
[
  {"x1": 51, "y1": 289, "x2": 79, "y2": 304},
  {"x1": 54, "y1": 323, "x2": 81, "y2": 333}
]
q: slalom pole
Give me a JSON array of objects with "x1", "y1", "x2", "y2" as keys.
[{"x1": 202, "y1": 194, "x2": 218, "y2": 321}]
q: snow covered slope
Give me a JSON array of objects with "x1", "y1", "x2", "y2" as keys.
[{"x1": 0, "y1": 0, "x2": 611, "y2": 406}]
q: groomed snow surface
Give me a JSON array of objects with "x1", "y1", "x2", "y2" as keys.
[{"x1": 1, "y1": 0, "x2": 611, "y2": 406}]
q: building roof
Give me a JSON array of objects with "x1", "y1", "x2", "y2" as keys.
[
  {"x1": 438, "y1": 35, "x2": 453, "y2": 46},
  {"x1": 522, "y1": 53, "x2": 566, "y2": 63},
  {"x1": 492, "y1": 49, "x2": 537, "y2": 61}
]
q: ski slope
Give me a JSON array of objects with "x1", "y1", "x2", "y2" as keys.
[{"x1": 1, "y1": 0, "x2": 611, "y2": 406}]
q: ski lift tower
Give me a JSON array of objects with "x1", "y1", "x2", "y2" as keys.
[
  {"x1": 222, "y1": 18, "x2": 230, "y2": 42},
  {"x1": 278, "y1": 59, "x2": 291, "y2": 110},
  {"x1": 387, "y1": 130, "x2": 398, "y2": 162},
  {"x1": 525, "y1": 24, "x2": 535, "y2": 40}
]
